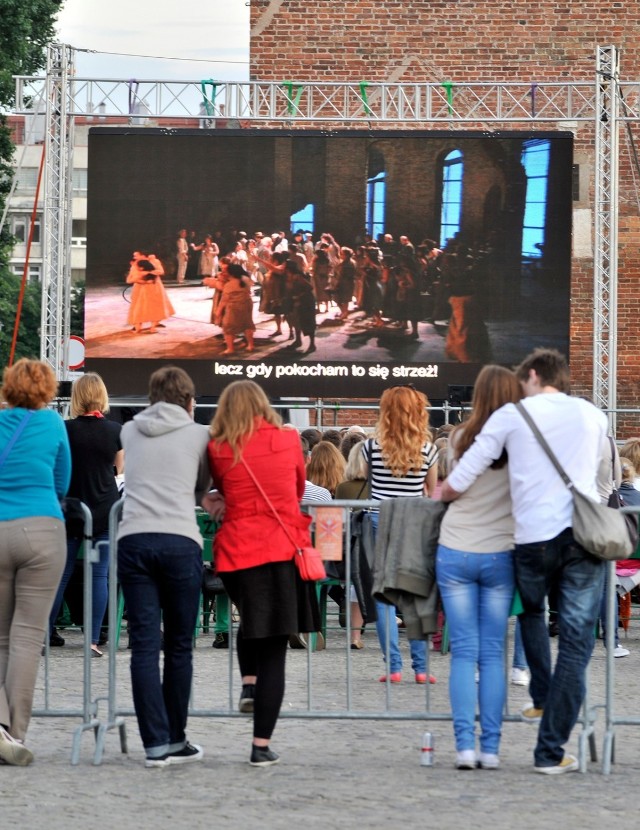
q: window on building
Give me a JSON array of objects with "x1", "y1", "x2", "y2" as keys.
[
  {"x1": 11, "y1": 217, "x2": 27, "y2": 242},
  {"x1": 72, "y1": 169, "x2": 88, "y2": 193},
  {"x1": 440, "y1": 150, "x2": 463, "y2": 248},
  {"x1": 290, "y1": 204, "x2": 314, "y2": 234},
  {"x1": 10, "y1": 215, "x2": 40, "y2": 244},
  {"x1": 521, "y1": 138, "x2": 550, "y2": 259},
  {"x1": 11, "y1": 263, "x2": 41, "y2": 283},
  {"x1": 14, "y1": 168, "x2": 39, "y2": 191}
]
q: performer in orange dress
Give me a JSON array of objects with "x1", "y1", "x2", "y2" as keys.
[{"x1": 126, "y1": 254, "x2": 175, "y2": 333}]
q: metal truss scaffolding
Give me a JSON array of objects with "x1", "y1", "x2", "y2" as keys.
[
  {"x1": 594, "y1": 46, "x2": 620, "y2": 430},
  {"x1": 40, "y1": 43, "x2": 74, "y2": 376},
  {"x1": 15, "y1": 43, "x2": 636, "y2": 411}
]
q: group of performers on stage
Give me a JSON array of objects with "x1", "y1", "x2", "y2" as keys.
[{"x1": 125, "y1": 227, "x2": 492, "y2": 361}]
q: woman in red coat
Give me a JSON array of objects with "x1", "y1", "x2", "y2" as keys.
[{"x1": 205, "y1": 380, "x2": 319, "y2": 767}]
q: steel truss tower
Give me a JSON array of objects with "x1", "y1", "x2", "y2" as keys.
[{"x1": 14, "y1": 44, "x2": 631, "y2": 416}]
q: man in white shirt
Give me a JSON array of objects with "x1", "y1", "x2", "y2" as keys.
[{"x1": 442, "y1": 348, "x2": 608, "y2": 775}]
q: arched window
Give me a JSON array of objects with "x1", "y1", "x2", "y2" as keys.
[
  {"x1": 521, "y1": 139, "x2": 550, "y2": 259},
  {"x1": 440, "y1": 149, "x2": 463, "y2": 247}
]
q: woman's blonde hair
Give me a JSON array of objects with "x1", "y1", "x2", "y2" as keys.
[
  {"x1": 375, "y1": 386, "x2": 432, "y2": 476},
  {"x1": 620, "y1": 456, "x2": 637, "y2": 483},
  {"x1": 70, "y1": 372, "x2": 109, "y2": 417},
  {"x1": 1, "y1": 358, "x2": 58, "y2": 408},
  {"x1": 306, "y1": 440, "x2": 346, "y2": 495},
  {"x1": 434, "y1": 436, "x2": 449, "y2": 480},
  {"x1": 210, "y1": 380, "x2": 281, "y2": 460},
  {"x1": 620, "y1": 440, "x2": 640, "y2": 475},
  {"x1": 344, "y1": 440, "x2": 367, "y2": 481}
]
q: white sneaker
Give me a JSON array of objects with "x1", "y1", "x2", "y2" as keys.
[
  {"x1": 510, "y1": 668, "x2": 529, "y2": 686},
  {"x1": 455, "y1": 749, "x2": 477, "y2": 770},
  {"x1": 614, "y1": 645, "x2": 630, "y2": 658},
  {"x1": 477, "y1": 752, "x2": 500, "y2": 769}
]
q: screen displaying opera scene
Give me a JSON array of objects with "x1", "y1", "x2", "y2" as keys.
[{"x1": 85, "y1": 128, "x2": 572, "y2": 398}]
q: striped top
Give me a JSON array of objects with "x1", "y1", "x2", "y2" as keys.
[{"x1": 362, "y1": 437, "x2": 438, "y2": 502}]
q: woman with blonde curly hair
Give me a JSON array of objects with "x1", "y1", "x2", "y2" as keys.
[
  {"x1": 362, "y1": 385, "x2": 438, "y2": 684},
  {"x1": 306, "y1": 440, "x2": 346, "y2": 497},
  {"x1": 0, "y1": 358, "x2": 71, "y2": 765}
]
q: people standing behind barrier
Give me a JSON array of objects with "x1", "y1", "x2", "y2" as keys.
[
  {"x1": 306, "y1": 441, "x2": 346, "y2": 497},
  {"x1": 335, "y1": 440, "x2": 369, "y2": 649},
  {"x1": 205, "y1": 381, "x2": 320, "y2": 766},
  {"x1": 362, "y1": 385, "x2": 438, "y2": 684},
  {"x1": 442, "y1": 348, "x2": 608, "y2": 775},
  {"x1": 0, "y1": 359, "x2": 71, "y2": 765},
  {"x1": 597, "y1": 437, "x2": 628, "y2": 658},
  {"x1": 117, "y1": 366, "x2": 210, "y2": 768},
  {"x1": 48, "y1": 373, "x2": 124, "y2": 657},
  {"x1": 619, "y1": 439, "x2": 640, "y2": 490},
  {"x1": 215, "y1": 263, "x2": 255, "y2": 355},
  {"x1": 436, "y1": 365, "x2": 521, "y2": 770},
  {"x1": 619, "y1": 457, "x2": 640, "y2": 508}
]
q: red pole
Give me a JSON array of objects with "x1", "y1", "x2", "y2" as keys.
[{"x1": 9, "y1": 145, "x2": 46, "y2": 366}]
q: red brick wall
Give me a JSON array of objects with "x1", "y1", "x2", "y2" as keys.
[{"x1": 250, "y1": 1, "x2": 640, "y2": 435}]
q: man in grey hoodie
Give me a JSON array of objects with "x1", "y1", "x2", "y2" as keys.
[{"x1": 117, "y1": 366, "x2": 210, "y2": 768}]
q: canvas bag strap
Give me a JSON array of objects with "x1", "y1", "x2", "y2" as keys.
[
  {"x1": 515, "y1": 401, "x2": 574, "y2": 490},
  {"x1": 239, "y1": 456, "x2": 300, "y2": 552},
  {"x1": 0, "y1": 410, "x2": 35, "y2": 471}
]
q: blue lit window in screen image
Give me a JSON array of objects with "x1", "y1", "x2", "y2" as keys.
[
  {"x1": 440, "y1": 149, "x2": 463, "y2": 247},
  {"x1": 521, "y1": 139, "x2": 550, "y2": 258},
  {"x1": 367, "y1": 171, "x2": 386, "y2": 239},
  {"x1": 290, "y1": 203, "x2": 315, "y2": 234}
]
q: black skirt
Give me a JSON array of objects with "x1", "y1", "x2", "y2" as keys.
[{"x1": 221, "y1": 559, "x2": 320, "y2": 639}]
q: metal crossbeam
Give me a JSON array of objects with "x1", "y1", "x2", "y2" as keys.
[{"x1": 15, "y1": 76, "x2": 605, "y2": 123}]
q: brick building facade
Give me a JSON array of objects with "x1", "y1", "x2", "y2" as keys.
[{"x1": 249, "y1": 1, "x2": 640, "y2": 435}]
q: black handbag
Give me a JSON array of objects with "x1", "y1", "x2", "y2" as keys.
[{"x1": 202, "y1": 562, "x2": 226, "y2": 596}]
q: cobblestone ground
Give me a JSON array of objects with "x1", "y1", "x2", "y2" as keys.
[{"x1": 3, "y1": 616, "x2": 639, "y2": 830}]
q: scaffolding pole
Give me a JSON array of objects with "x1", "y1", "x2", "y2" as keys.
[
  {"x1": 594, "y1": 45, "x2": 620, "y2": 431},
  {"x1": 41, "y1": 43, "x2": 74, "y2": 377}
]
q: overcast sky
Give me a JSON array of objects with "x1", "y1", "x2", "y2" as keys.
[{"x1": 54, "y1": 0, "x2": 250, "y2": 81}]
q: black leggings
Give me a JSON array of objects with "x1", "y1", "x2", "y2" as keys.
[{"x1": 237, "y1": 629, "x2": 288, "y2": 740}]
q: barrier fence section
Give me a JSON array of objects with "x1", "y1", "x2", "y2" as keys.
[
  {"x1": 601, "y1": 504, "x2": 640, "y2": 774},
  {"x1": 34, "y1": 500, "x2": 105, "y2": 764},
  {"x1": 92, "y1": 498, "x2": 600, "y2": 770}
]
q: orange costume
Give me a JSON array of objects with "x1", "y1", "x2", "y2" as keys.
[{"x1": 127, "y1": 256, "x2": 175, "y2": 332}]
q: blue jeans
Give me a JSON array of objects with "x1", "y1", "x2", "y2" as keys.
[
  {"x1": 514, "y1": 529, "x2": 605, "y2": 767},
  {"x1": 370, "y1": 511, "x2": 426, "y2": 675},
  {"x1": 49, "y1": 532, "x2": 110, "y2": 644},
  {"x1": 436, "y1": 545, "x2": 515, "y2": 755},
  {"x1": 118, "y1": 533, "x2": 202, "y2": 757},
  {"x1": 374, "y1": 601, "x2": 426, "y2": 674},
  {"x1": 513, "y1": 619, "x2": 528, "y2": 670}
]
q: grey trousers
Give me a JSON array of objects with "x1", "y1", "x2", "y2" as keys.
[{"x1": 0, "y1": 517, "x2": 66, "y2": 740}]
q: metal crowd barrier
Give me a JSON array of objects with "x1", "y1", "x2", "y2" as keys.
[
  {"x1": 90, "y1": 498, "x2": 600, "y2": 770},
  {"x1": 601, "y1": 504, "x2": 640, "y2": 774},
  {"x1": 34, "y1": 500, "x2": 104, "y2": 764}
]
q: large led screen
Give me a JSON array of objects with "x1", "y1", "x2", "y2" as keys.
[{"x1": 85, "y1": 128, "x2": 572, "y2": 399}]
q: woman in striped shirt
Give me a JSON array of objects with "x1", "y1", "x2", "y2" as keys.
[{"x1": 363, "y1": 386, "x2": 438, "y2": 684}]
